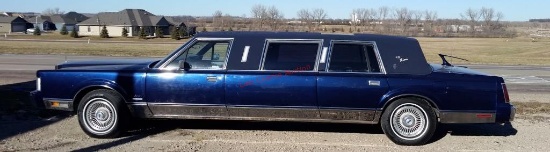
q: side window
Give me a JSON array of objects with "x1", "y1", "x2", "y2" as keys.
[
  {"x1": 262, "y1": 42, "x2": 319, "y2": 71},
  {"x1": 328, "y1": 43, "x2": 380, "y2": 72},
  {"x1": 165, "y1": 40, "x2": 230, "y2": 70}
]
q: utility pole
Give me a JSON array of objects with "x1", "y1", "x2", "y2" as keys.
[
  {"x1": 97, "y1": 17, "x2": 101, "y2": 35},
  {"x1": 35, "y1": 15, "x2": 40, "y2": 30}
]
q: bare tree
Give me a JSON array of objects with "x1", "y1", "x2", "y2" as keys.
[
  {"x1": 378, "y1": 6, "x2": 390, "y2": 32},
  {"x1": 424, "y1": 10, "x2": 438, "y2": 35},
  {"x1": 251, "y1": 4, "x2": 268, "y2": 30},
  {"x1": 213, "y1": 10, "x2": 223, "y2": 30},
  {"x1": 42, "y1": 8, "x2": 65, "y2": 15},
  {"x1": 224, "y1": 14, "x2": 235, "y2": 30},
  {"x1": 267, "y1": 6, "x2": 284, "y2": 30},
  {"x1": 461, "y1": 8, "x2": 481, "y2": 33},
  {"x1": 351, "y1": 9, "x2": 363, "y2": 29},
  {"x1": 297, "y1": 9, "x2": 313, "y2": 31},
  {"x1": 394, "y1": 8, "x2": 412, "y2": 34},
  {"x1": 311, "y1": 8, "x2": 327, "y2": 29},
  {"x1": 367, "y1": 8, "x2": 378, "y2": 31},
  {"x1": 411, "y1": 11, "x2": 423, "y2": 35}
]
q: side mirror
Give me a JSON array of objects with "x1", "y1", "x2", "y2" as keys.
[{"x1": 178, "y1": 60, "x2": 191, "y2": 71}]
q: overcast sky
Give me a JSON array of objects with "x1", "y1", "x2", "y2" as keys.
[{"x1": 1, "y1": 0, "x2": 546, "y2": 21}]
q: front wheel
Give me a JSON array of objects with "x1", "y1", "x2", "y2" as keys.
[
  {"x1": 381, "y1": 98, "x2": 437, "y2": 145},
  {"x1": 77, "y1": 89, "x2": 127, "y2": 138}
]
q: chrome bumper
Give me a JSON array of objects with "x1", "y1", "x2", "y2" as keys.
[{"x1": 509, "y1": 105, "x2": 516, "y2": 122}]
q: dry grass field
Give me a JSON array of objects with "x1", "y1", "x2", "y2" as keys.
[
  {"x1": 418, "y1": 37, "x2": 550, "y2": 65},
  {"x1": 1, "y1": 37, "x2": 549, "y2": 65}
]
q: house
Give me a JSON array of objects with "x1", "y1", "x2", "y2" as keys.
[
  {"x1": 26, "y1": 15, "x2": 78, "y2": 31},
  {"x1": 64, "y1": 11, "x2": 90, "y2": 23},
  {"x1": 77, "y1": 9, "x2": 173, "y2": 37},
  {"x1": 0, "y1": 16, "x2": 30, "y2": 33},
  {"x1": 1, "y1": 12, "x2": 39, "y2": 18}
]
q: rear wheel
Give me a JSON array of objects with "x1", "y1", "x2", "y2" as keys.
[
  {"x1": 381, "y1": 98, "x2": 437, "y2": 145},
  {"x1": 77, "y1": 89, "x2": 128, "y2": 138}
]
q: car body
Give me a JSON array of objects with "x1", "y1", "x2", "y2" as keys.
[{"x1": 30, "y1": 32, "x2": 515, "y2": 145}]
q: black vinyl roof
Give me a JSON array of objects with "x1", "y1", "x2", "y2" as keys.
[{"x1": 194, "y1": 31, "x2": 432, "y2": 75}]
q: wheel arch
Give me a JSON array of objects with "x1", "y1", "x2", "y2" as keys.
[
  {"x1": 73, "y1": 85, "x2": 128, "y2": 112},
  {"x1": 378, "y1": 94, "x2": 441, "y2": 121}
]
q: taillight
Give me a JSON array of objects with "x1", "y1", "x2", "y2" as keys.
[{"x1": 502, "y1": 83, "x2": 510, "y2": 103}]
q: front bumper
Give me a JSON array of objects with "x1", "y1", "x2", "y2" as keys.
[{"x1": 30, "y1": 90, "x2": 74, "y2": 111}]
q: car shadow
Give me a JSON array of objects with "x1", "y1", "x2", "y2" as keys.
[
  {"x1": 0, "y1": 80, "x2": 70, "y2": 141},
  {"x1": 428, "y1": 122, "x2": 517, "y2": 143},
  {"x1": 71, "y1": 124, "x2": 175, "y2": 152},
  {"x1": 133, "y1": 119, "x2": 385, "y2": 134}
]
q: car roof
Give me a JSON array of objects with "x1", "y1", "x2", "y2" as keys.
[{"x1": 194, "y1": 31, "x2": 432, "y2": 75}]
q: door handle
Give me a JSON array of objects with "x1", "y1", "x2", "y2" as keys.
[
  {"x1": 206, "y1": 76, "x2": 218, "y2": 82},
  {"x1": 368, "y1": 80, "x2": 381, "y2": 86}
]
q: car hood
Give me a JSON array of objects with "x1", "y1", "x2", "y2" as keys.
[
  {"x1": 430, "y1": 64, "x2": 491, "y2": 76},
  {"x1": 56, "y1": 58, "x2": 160, "y2": 71}
]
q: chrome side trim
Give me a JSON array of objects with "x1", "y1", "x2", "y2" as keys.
[
  {"x1": 148, "y1": 104, "x2": 228, "y2": 117},
  {"x1": 319, "y1": 109, "x2": 376, "y2": 121},
  {"x1": 227, "y1": 106, "x2": 319, "y2": 119},
  {"x1": 320, "y1": 47, "x2": 328, "y2": 63},
  {"x1": 127, "y1": 103, "x2": 153, "y2": 118},
  {"x1": 439, "y1": 112, "x2": 496, "y2": 123},
  {"x1": 132, "y1": 98, "x2": 143, "y2": 101},
  {"x1": 143, "y1": 104, "x2": 380, "y2": 124},
  {"x1": 241, "y1": 46, "x2": 250, "y2": 62}
]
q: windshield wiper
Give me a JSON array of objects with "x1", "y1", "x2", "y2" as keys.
[{"x1": 438, "y1": 54, "x2": 469, "y2": 67}]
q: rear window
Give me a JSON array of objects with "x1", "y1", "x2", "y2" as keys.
[
  {"x1": 262, "y1": 42, "x2": 319, "y2": 71},
  {"x1": 329, "y1": 43, "x2": 380, "y2": 72}
]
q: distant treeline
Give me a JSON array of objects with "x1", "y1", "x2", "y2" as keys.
[{"x1": 529, "y1": 19, "x2": 550, "y2": 22}]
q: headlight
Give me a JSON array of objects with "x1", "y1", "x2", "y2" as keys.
[{"x1": 37, "y1": 78, "x2": 41, "y2": 91}]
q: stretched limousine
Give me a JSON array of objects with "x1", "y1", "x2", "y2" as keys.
[{"x1": 31, "y1": 32, "x2": 515, "y2": 145}]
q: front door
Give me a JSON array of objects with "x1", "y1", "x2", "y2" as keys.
[
  {"x1": 145, "y1": 38, "x2": 232, "y2": 118},
  {"x1": 317, "y1": 41, "x2": 389, "y2": 121}
]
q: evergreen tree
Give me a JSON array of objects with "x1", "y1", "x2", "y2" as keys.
[
  {"x1": 139, "y1": 27, "x2": 147, "y2": 39},
  {"x1": 33, "y1": 26, "x2": 41, "y2": 36},
  {"x1": 100, "y1": 25, "x2": 109, "y2": 38},
  {"x1": 202, "y1": 27, "x2": 207, "y2": 32},
  {"x1": 228, "y1": 27, "x2": 233, "y2": 31},
  {"x1": 171, "y1": 27, "x2": 180, "y2": 40},
  {"x1": 349, "y1": 27, "x2": 353, "y2": 33},
  {"x1": 121, "y1": 27, "x2": 128, "y2": 37},
  {"x1": 70, "y1": 28, "x2": 79, "y2": 38},
  {"x1": 155, "y1": 27, "x2": 163, "y2": 38},
  {"x1": 60, "y1": 25, "x2": 68, "y2": 35},
  {"x1": 179, "y1": 27, "x2": 187, "y2": 38}
]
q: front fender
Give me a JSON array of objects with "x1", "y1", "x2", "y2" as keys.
[{"x1": 72, "y1": 79, "x2": 129, "y2": 102}]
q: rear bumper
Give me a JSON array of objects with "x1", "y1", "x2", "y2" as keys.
[
  {"x1": 30, "y1": 90, "x2": 74, "y2": 111},
  {"x1": 439, "y1": 103, "x2": 515, "y2": 124}
]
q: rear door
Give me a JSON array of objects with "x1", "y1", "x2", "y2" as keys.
[
  {"x1": 317, "y1": 41, "x2": 388, "y2": 121},
  {"x1": 225, "y1": 39, "x2": 323, "y2": 119}
]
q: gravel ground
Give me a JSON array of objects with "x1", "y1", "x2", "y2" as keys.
[{"x1": 0, "y1": 116, "x2": 548, "y2": 151}]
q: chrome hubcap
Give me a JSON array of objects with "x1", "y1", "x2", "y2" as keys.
[
  {"x1": 390, "y1": 103, "x2": 428, "y2": 140},
  {"x1": 83, "y1": 98, "x2": 117, "y2": 134}
]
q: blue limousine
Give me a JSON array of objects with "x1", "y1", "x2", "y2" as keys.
[{"x1": 31, "y1": 32, "x2": 515, "y2": 145}]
